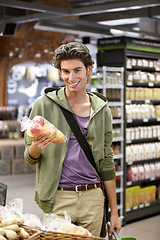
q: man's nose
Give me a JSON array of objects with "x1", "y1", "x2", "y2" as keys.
[{"x1": 69, "y1": 71, "x2": 76, "y2": 80}]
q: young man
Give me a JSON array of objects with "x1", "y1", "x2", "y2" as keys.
[{"x1": 24, "y1": 42, "x2": 121, "y2": 237}]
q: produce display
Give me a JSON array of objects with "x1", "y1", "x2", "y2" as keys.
[
  {"x1": 41, "y1": 212, "x2": 92, "y2": 237},
  {"x1": 0, "y1": 216, "x2": 29, "y2": 240},
  {"x1": 19, "y1": 115, "x2": 67, "y2": 144},
  {"x1": 0, "y1": 199, "x2": 92, "y2": 239}
]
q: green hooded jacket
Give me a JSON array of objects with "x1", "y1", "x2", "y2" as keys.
[{"x1": 24, "y1": 87, "x2": 115, "y2": 213}]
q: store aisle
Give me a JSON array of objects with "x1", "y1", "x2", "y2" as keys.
[{"x1": 0, "y1": 173, "x2": 159, "y2": 240}]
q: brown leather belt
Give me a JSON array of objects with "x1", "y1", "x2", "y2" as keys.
[{"x1": 58, "y1": 182, "x2": 102, "y2": 192}]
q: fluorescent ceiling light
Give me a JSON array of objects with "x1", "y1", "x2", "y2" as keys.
[
  {"x1": 98, "y1": 18, "x2": 140, "y2": 26},
  {"x1": 133, "y1": 27, "x2": 140, "y2": 31},
  {"x1": 110, "y1": 28, "x2": 140, "y2": 38},
  {"x1": 107, "y1": 7, "x2": 127, "y2": 12},
  {"x1": 129, "y1": 6, "x2": 142, "y2": 10}
]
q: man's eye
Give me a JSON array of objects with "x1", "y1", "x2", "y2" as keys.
[{"x1": 63, "y1": 70, "x2": 69, "y2": 74}]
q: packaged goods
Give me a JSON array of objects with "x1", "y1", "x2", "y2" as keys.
[
  {"x1": 149, "y1": 163, "x2": 156, "y2": 179},
  {"x1": 126, "y1": 185, "x2": 157, "y2": 209},
  {"x1": 155, "y1": 72, "x2": 160, "y2": 83},
  {"x1": 126, "y1": 188, "x2": 133, "y2": 209},
  {"x1": 127, "y1": 166, "x2": 138, "y2": 182},
  {"x1": 19, "y1": 116, "x2": 67, "y2": 144},
  {"x1": 139, "y1": 144, "x2": 144, "y2": 160},
  {"x1": 144, "y1": 164, "x2": 151, "y2": 179},
  {"x1": 139, "y1": 188, "x2": 146, "y2": 205},
  {"x1": 155, "y1": 162, "x2": 160, "y2": 177},
  {"x1": 150, "y1": 143, "x2": 156, "y2": 159},
  {"x1": 126, "y1": 71, "x2": 133, "y2": 83},
  {"x1": 137, "y1": 165, "x2": 145, "y2": 180},
  {"x1": 150, "y1": 186, "x2": 156, "y2": 202},
  {"x1": 126, "y1": 146, "x2": 132, "y2": 164},
  {"x1": 132, "y1": 186, "x2": 140, "y2": 207}
]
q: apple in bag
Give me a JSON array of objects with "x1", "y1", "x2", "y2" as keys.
[
  {"x1": 30, "y1": 122, "x2": 43, "y2": 136},
  {"x1": 42, "y1": 123, "x2": 56, "y2": 138},
  {"x1": 53, "y1": 130, "x2": 65, "y2": 144}
]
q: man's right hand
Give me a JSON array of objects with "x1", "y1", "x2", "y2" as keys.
[{"x1": 29, "y1": 132, "x2": 55, "y2": 159}]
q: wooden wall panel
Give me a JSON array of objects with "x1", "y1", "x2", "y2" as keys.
[
  {"x1": 0, "y1": 21, "x2": 76, "y2": 106},
  {"x1": 0, "y1": 58, "x2": 10, "y2": 106}
]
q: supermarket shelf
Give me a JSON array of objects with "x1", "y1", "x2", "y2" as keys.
[
  {"x1": 97, "y1": 37, "x2": 160, "y2": 225},
  {"x1": 87, "y1": 84, "x2": 123, "y2": 89},
  {"x1": 126, "y1": 177, "x2": 160, "y2": 187},
  {"x1": 86, "y1": 84, "x2": 103, "y2": 89},
  {"x1": 116, "y1": 171, "x2": 123, "y2": 177},
  {"x1": 113, "y1": 137, "x2": 124, "y2": 142},
  {"x1": 104, "y1": 84, "x2": 123, "y2": 89},
  {"x1": 127, "y1": 81, "x2": 160, "y2": 88},
  {"x1": 125, "y1": 200, "x2": 160, "y2": 223},
  {"x1": 112, "y1": 119, "x2": 123, "y2": 125},
  {"x1": 97, "y1": 66, "x2": 124, "y2": 73},
  {"x1": 126, "y1": 118, "x2": 160, "y2": 126},
  {"x1": 126, "y1": 100, "x2": 160, "y2": 105},
  {"x1": 126, "y1": 137, "x2": 160, "y2": 144},
  {"x1": 116, "y1": 188, "x2": 123, "y2": 194},
  {"x1": 126, "y1": 66, "x2": 159, "y2": 72},
  {"x1": 127, "y1": 157, "x2": 160, "y2": 165},
  {"x1": 114, "y1": 154, "x2": 123, "y2": 160},
  {"x1": 108, "y1": 102, "x2": 123, "y2": 107}
]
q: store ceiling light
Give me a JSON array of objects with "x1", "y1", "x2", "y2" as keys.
[
  {"x1": 98, "y1": 18, "x2": 140, "y2": 26},
  {"x1": 110, "y1": 29, "x2": 140, "y2": 38}
]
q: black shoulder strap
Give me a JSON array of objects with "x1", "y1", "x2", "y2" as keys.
[
  {"x1": 60, "y1": 91, "x2": 106, "y2": 175},
  {"x1": 60, "y1": 103, "x2": 109, "y2": 237},
  {"x1": 60, "y1": 106, "x2": 99, "y2": 176}
]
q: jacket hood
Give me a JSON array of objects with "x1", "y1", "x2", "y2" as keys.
[
  {"x1": 44, "y1": 86, "x2": 107, "y2": 115},
  {"x1": 44, "y1": 87, "x2": 72, "y2": 111}
]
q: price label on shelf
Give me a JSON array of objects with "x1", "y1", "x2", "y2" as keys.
[
  {"x1": 148, "y1": 82, "x2": 154, "y2": 87},
  {"x1": 127, "y1": 119, "x2": 133, "y2": 123},
  {"x1": 133, "y1": 206, "x2": 138, "y2": 210},
  {"x1": 127, "y1": 82, "x2": 133, "y2": 86},
  {"x1": 126, "y1": 208, "x2": 131, "y2": 212},
  {"x1": 150, "y1": 177, "x2": 155, "y2": 181},
  {"x1": 145, "y1": 203, "x2": 150, "y2": 207},
  {"x1": 139, "y1": 204, "x2": 144, "y2": 208},
  {"x1": 127, "y1": 181, "x2": 132, "y2": 186},
  {"x1": 143, "y1": 118, "x2": 148, "y2": 122}
]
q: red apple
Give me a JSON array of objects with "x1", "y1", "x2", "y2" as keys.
[
  {"x1": 42, "y1": 123, "x2": 56, "y2": 138},
  {"x1": 30, "y1": 122, "x2": 43, "y2": 136},
  {"x1": 75, "y1": 229, "x2": 90, "y2": 236},
  {"x1": 33, "y1": 116, "x2": 45, "y2": 126},
  {"x1": 53, "y1": 130, "x2": 65, "y2": 144}
]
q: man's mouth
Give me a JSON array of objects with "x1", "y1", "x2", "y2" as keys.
[{"x1": 69, "y1": 81, "x2": 80, "y2": 87}]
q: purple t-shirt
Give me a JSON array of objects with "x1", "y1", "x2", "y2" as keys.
[{"x1": 58, "y1": 113, "x2": 100, "y2": 188}]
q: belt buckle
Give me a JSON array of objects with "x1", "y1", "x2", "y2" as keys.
[
  {"x1": 75, "y1": 185, "x2": 82, "y2": 192},
  {"x1": 75, "y1": 184, "x2": 88, "y2": 192}
]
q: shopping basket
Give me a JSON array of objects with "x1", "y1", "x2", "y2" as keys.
[{"x1": 106, "y1": 222, "x2": 138, "y2": 240}]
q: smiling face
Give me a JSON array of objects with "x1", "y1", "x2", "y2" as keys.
[{"x1": 60, "y1": 59, "x2": 92, "y2": 94}]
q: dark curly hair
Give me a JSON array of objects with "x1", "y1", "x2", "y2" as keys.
[{"x1": 53, "y1": 42, "x2": 94, "y2": 70}]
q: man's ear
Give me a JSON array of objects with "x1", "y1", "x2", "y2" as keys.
[{"x1": 87, "y1": 65, "x2": 93, "y2": 76}]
